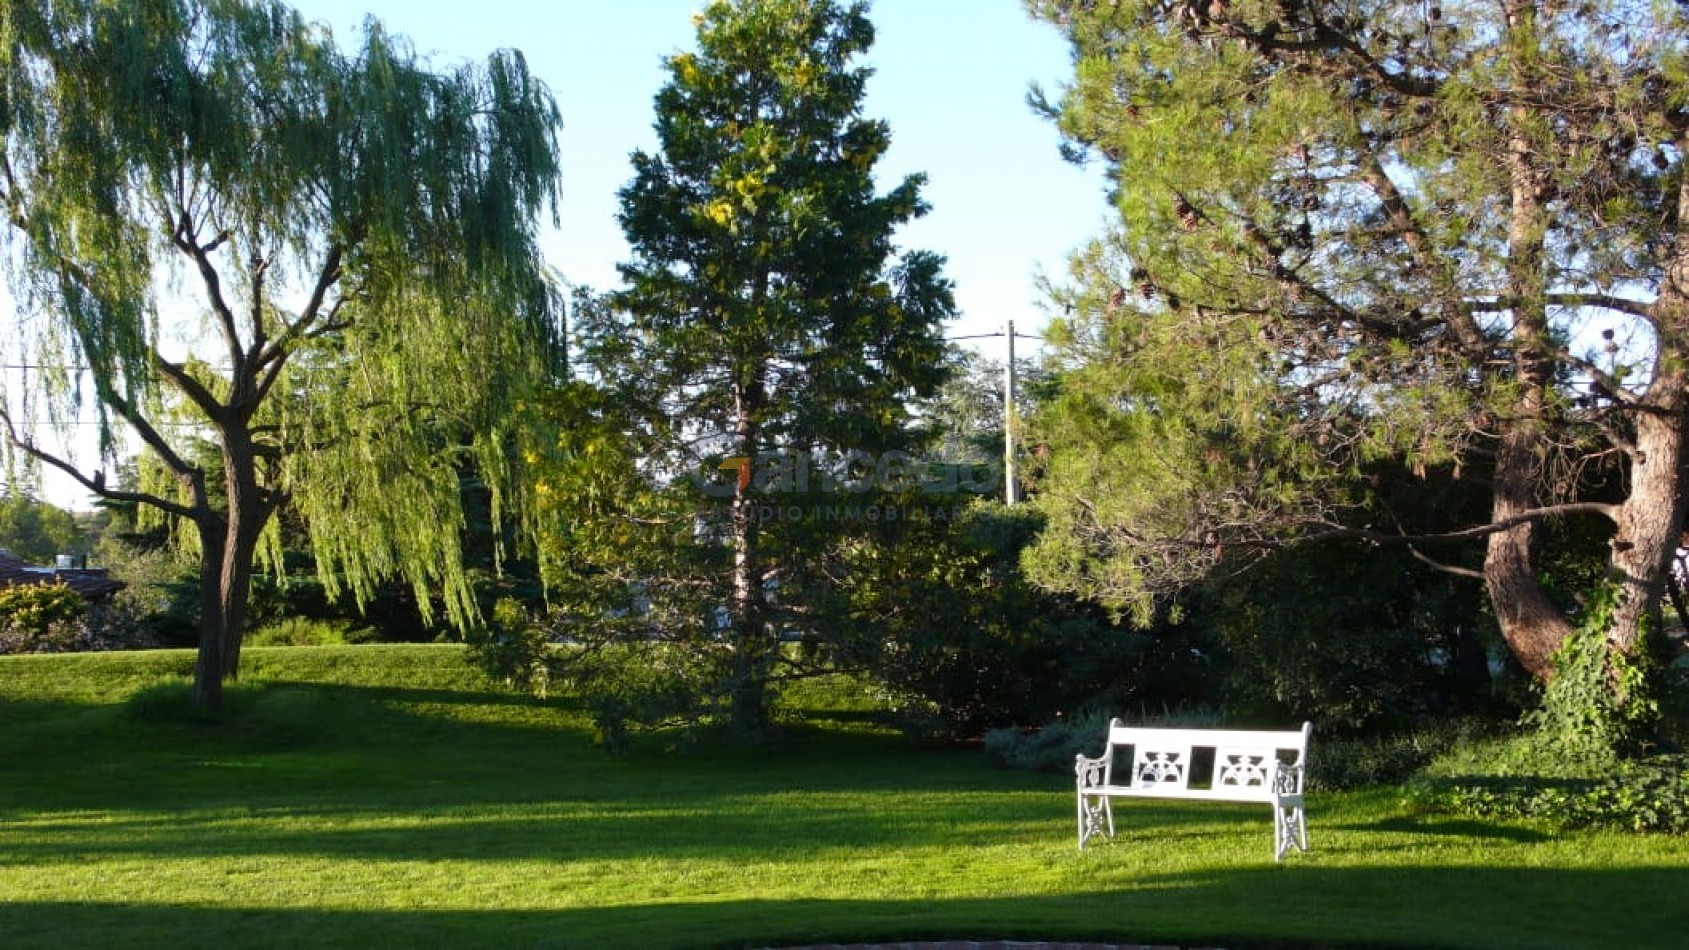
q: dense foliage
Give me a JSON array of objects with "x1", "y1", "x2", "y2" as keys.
[
  {"x1": 0, "y1": 491, "x2": 84, "y2": 562},
  {"x1": 1024, "y1": 0, "x2": 1689, "y2": 716}
]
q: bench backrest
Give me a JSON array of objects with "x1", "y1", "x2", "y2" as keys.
[{"x1": 1102, "y1": 721, "x2": 1311, "y2": 801}]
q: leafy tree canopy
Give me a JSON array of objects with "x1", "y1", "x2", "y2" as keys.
[
  {"x1": 0, "y1": 0, "x2": 564, "y2": 704},
  {"x1": 0, "y1": 488, "x2": 83, "y2": 563}
]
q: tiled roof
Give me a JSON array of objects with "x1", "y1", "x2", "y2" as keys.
[{"x1": 0, "y1": 552, "x2": 126, "y2": 600}]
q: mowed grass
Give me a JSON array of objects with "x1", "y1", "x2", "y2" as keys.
[{"x1": 0, "y1": 646, "x2": 1684, "y2": 949}]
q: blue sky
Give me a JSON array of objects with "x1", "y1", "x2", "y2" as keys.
[{"x1": 288, "y1": 0, "x2": 1108, "y2": 348}]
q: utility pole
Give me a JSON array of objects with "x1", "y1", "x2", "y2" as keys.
[
  {"x1": 947, "y1": 322, "x2": 1036, "y2": 505},
  {"x1": 1004, "y1": 318, "x2": 1018, "y2": 505}
]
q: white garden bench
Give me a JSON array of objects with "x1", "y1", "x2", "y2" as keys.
[{"x1": 1075, "y1": 720, "x2": 1312, "y2": 860}]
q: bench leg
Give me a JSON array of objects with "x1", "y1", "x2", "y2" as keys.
[
  {"x1": 1273, "y1": 798, "x2": 1307, "y2": 861},
  {"x1": 1077, "y1": 793, "x2": 1114, "y2": 850}
]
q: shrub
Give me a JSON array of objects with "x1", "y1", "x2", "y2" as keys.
[
  {"x1": 0, "y1": 582, "x2": 85, "y2": 634},
  {"x1": 1522, "y1": 584, "x2": 1659, "y2": 765},
  {"x1": 843, "y1": 505, "x2": 1205, "y2": 739},
  {"x1": 1406, "y1": 728, "x2": 1689, "y2": 834},
  {"x1": 90, "y1": 532, "x2": 203, "y2": 647},
  {"x1": 246, "y1": 617, "x2": 374, "y2": 647},
  {"x1": 466, "y1": 597, "x2": 717, "y2": 749},
  {"x1": 464, "y1": 597, "x2": 555, "y2": 696},
  {"x1": 1198, "y1": 536, "x2": 1499, "y2": 733},
  {"x1": 561, "y1": 640, "x2": 724, "y2": 750},
  {"x1": 1407, "y1": 754, "x2": 1689, "y2": 834},
  {"x1": 984, "y1": 707, "x2": 1113, "y2": 772},
  {"x1": 0, "y1": 591, "x2": 159, "y2": 655}
]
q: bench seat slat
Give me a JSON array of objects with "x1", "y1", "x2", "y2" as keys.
[
  {"x1": 1086, "y1": 784, "x2": 1288, "y2": 803},
  {"x1": 1105, "y1": 726, "x2": 1307, "y2": 749}
]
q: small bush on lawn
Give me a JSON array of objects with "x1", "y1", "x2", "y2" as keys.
[
  {"x1": 1, "y1": 590, "x2": 160, "y2": 655},
  {"x1": 247, "y1": 617, "x2": 375, "y2": 647},
  {"x1": 984, "y1": 708, "x2": 1111, "y2": 771},
  {"x1": 0, "y1": 582, "x2": 84, "y2": 630}
]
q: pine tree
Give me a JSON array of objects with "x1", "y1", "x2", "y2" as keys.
[
  {"x1": 1026, "y1": 0, "x2": 1689, "y2": 697},
  {"x1": 565, "y1": 0, "x2": 954, "y2": 735}
]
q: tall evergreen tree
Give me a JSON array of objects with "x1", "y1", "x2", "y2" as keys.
[
  {"x1": 0, "y1": 0, "x2": 563, "y2": 707},
  {"x1": 560, "y1": 0, "x2": 954, "y2": 734},
  {"x1": 1024, "y1": 0, "x2": 1689, "y2": 700}
]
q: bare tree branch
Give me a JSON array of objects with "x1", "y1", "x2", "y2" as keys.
[
  {"x1": 1468, "y1": 293, "x2": 1656, "y2": 320},
  {"x1": 0, "y1": 408, "x2": 199, "y2": 520},
  {"x1": 1307, "y1": 500, "x2": 1618, "y2": 546},
  {"x1": 153, "y1": 355, "x2": 228, "y2": 424},
  {"x1": 252, "y1": 243, "x2": 345, "y2": 403},
  {"x1": 170, "y1": 208, "x2": 247, "y2": 378},
  {"x1": 1406, "y1": 544, "x2": 1487, "y2": 581}
]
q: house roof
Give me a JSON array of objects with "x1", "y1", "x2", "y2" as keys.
[{"x1": 0, "y1": 552, "x2": 126, "y2": 601}]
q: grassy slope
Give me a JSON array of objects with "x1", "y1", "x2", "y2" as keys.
[{"x1": 0, "y1": 645, "x2": 1683, "y2": 950}]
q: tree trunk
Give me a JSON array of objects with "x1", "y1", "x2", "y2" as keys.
[
  {"x1": 1484, "y1": 2, "x2": 1576, "y2": 682},
  {"x1": 728, "y1": 499, "x2": 771, "y2": 735},
  {"x1": 1608, "y1": 403, "x2": 1687, "y2": 662},
  {"x1": 1608, "y1": 145, "x2": 1689, "y2": 670},
  {"x1": 191, "y1": 518, "x2": 227, "y2": 710},
  {"x1": 727, "y1": 377, "x2": 771, "y2": 736},
  {"x1": 1485, "y1": 420, "x2": 1575, "y2": 680},
  {"x1": 218, "y1": 429, "x2": 266, "y2": 679},
  {"x1": 187, "y1": 424, "x2": 271, "y2": 709}
]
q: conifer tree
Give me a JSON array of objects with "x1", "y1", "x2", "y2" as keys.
[
  {"x1": 565, "y1": 0, "x2": 953, "y2": 734},
  {"x1": 1026, "y1": 0, "x2": 1689, "y2": 701}
]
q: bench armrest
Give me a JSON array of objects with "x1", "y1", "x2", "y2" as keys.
[{"x1": 1075, "y1": 752, "x2": 1109, "y2": 790}]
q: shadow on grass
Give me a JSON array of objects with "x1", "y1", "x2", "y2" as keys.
[
  {"x1": 0, "y1": 791, "x2": 1293, "y2": 867},
  {"x1": 299, "y1": 682, "x2": 583, "y2": 709},
  {"x1": 0, "y1": 681, "x2": 1059, "y2": 820},
  {"x1": 1338, "y1": 816, "x2": 1552, "y2": 843},
  {"x1": 0, "y1": 864, "x2": 1683, "y2": 950}
]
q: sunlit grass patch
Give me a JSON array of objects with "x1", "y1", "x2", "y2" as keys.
[{"x1": 1, "y1": 645, "x2": 1684, "y2": 949}]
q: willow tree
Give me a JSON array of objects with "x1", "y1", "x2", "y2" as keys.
[
  {"x1": 1025, "y1": 0, "x2": 1689, "y2": 699},
  {"x1": 0, "y1": 0, "x2": 563, "y2": 706},
  {"x1": 552, "y1": 0, "x2": 952, "y2": 735}
]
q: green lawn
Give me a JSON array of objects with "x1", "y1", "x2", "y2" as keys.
[{"x1": 0, "y1": 645, "x2": 1683, "y2": 949}]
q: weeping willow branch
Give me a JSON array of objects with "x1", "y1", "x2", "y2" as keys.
[{"x1": 0, "y1": 407, "x2": 198, "y2": 520}]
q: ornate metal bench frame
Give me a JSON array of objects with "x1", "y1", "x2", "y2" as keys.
[{"x1": 1075, "y1": 721, "x2": 1312, "y2": 861}]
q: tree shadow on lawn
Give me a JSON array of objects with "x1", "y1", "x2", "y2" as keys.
[
  {"x1": 0, "y1": 684, "x2": 1064, "y2": 819},
  {"x1": 0, "y1": 864, "x2": 1681, "y2": 950},
  {"x1": 1329, "y1": 815, "x2": 1553, "y2": 844}
]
